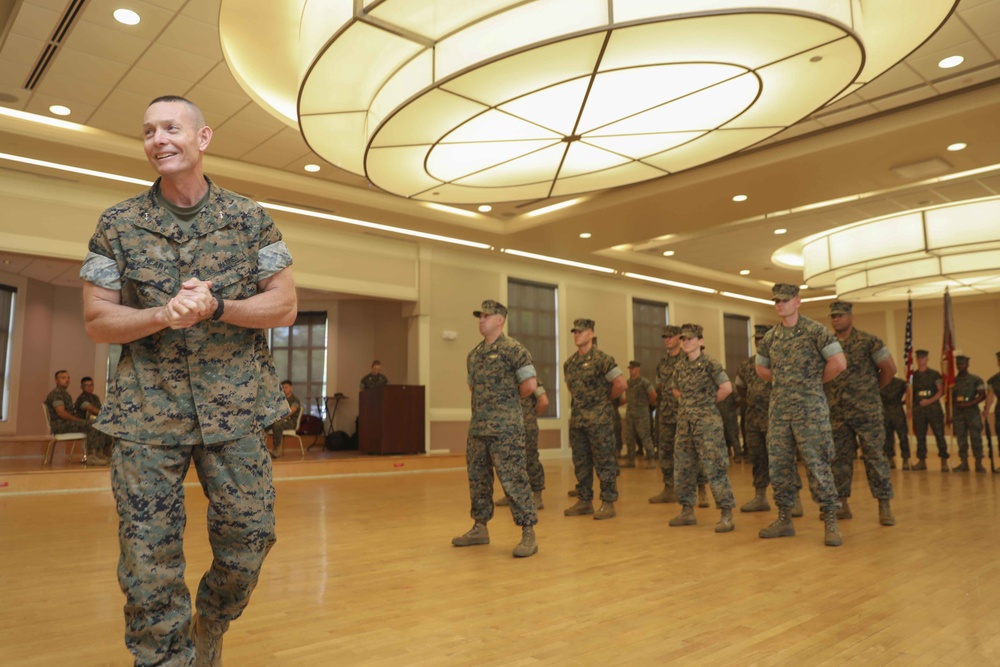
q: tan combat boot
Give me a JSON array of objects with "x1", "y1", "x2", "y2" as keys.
[
  {"x1": 84, "y1": 451, "x2": 111, "y2": 467},
  {"x1": 190, "y1": 613, "x2": 225, "y2": 667},
  {"x1": 594, "y1": 501, "x2": 616, "y2": 520},
  {"x1": 697, "y1": 484, "x2": 709, "y2": 508},
  {"x1": 975, "y1": 459, "x2": 987, "y2": 473},
  {"x1": 740, "y1": 488, "x2": 770, "y2": 512},
  {"x1": 532, "y1": 490, "x2": 544, "y2": 510},
  {"x1": 563, "y1": 499, "x2": 594, "y2": 516},
  {"x1": 715, "y1": 508, "x2": 735, "y2": 533},
  {"x1": 835, "y1": 498, "x2": 852, "y2": 520},
  {"x1": 494, "y1": 496, "x2": 510, "y2": 507},
  {"x1": 648, "y1": 485, "x2": 676, "y2": 504},
  {"x1": 940, "y1": 458, "x2": 950, "y2": 472},
  {"x1": 878, "y1": 499, "x2": 896, "y2": 526},
  {"x1": 901, "y1": 458, "x2": 911, "y2": 471},
  {"x1": 668, "y1": 506, "x2": 697, "y2": 527},
  {"x1": 888, "y1": 457, "x2": 896, "y2": 469},
  {"x1": 452, "y1": 521, "x2": 490, "y2": 546},
  {"x1": 953, "y1": 458, "x2": 970, "y2": 472},
  {"x1": 270, "y1": 445, "x2": 283, "y2": 459},
  {"x1": 912, "y1": 459, "x2": 927, "y2": 471},
  {"x1": 621, "y1": 457, "x2": 636, "y2": 468},
  {"x1": 759, "y1": 508, "x2": 795, "y2": 539},
  {"x1": 822, "y1": 509, "x2": 843, "y2": 547},
  {"x1": 512, "y1": 525, "x2": 537, "y2": 558},
  {"x1": 791, "y1": 493, "x2": 804, "y2": 518}
]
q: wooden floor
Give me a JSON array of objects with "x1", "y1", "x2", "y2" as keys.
[{"x1": 2, "y1": 455, "x2": 1000, "y2": 666}]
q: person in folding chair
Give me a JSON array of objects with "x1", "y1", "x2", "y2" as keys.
[
  {"x1": 44, "y1": 370, "x2": 108, "y2": 466},
  {"x1": 268, "y1": 380, "x2": 301, "y2": 459}
]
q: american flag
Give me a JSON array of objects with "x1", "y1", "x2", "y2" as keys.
[
  {"x1": 941, "y1": 287, "x2": 956, "y2": 422},
  {"x1": 904, "y1": 293, "x2": 913, "y2": 383}
]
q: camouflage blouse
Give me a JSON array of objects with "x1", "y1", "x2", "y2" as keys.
[
  {"x1": 756, "y1": 316, "x2": 842, "y2": 422},
  {"x1": 654, "y1": 352, "x2": 683, "y2": 424},
  {"x1": 564, "y1": 346, "x2": 622, "y2": 428},
  {"x1": 467, "y1": 333, "x2": 536, "y2": 436},
  {"x1": 825, "y1": 328, "x2": 891, "y2": 415},
  {"x1": 80, "y1": 178, "x2": 292, "y2": 445}
]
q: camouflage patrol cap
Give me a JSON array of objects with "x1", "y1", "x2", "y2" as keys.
[
  {"x1": 473, "y1": 299, "x2": 507, "y2": 317},
  {"x1": 661, "y1": 325, "x2": 682, "y2": 338},
  {"x1": 628, "y1": 360, "x2": 641, "y2": 368},
  {"x1": 679, "y1": 323, "x2": 703, "y2": 339},
  {"x1": 771, "y1": 283, "x2": 799, "y2": 300},
  {"x1": 829, "y1": 300, "x2": 853, "y2": 315},
  {"x1": 916, "y1": 349, "x2": 929, "y2": 358},
  {"x1": 753, "y1": 324, "x2": 772, "y2": 338},
  {"x1": 956, "y1": 355, "x2": 970, "y2": 363},
  {"x1": 571, "y1": 318, "x2": 595, "y2": 332}
]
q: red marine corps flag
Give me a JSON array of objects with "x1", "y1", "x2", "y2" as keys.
[
  {"x1": 904, "y1": 291, "x2": 914, "y2": 383},
  {"x1": 941, "y1": 287, "x2": 956, "y2": 423}
]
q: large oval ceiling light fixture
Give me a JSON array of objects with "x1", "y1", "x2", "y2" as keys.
[{"x1": 221, "y1": 1, "x2": 955, "y2": 204}]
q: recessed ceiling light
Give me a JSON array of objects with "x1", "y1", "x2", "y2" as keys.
[
  {"x1": 48, "y1": 105, "x2": 71, "y2": 116},
  {"x1": 478, "y1": 205, "x2": 492, "y2": 213},
  {"x1": 774, "y1": 228, "x2": 787, "y2": 235},
  {"x1": 113, "y1": 8, "x2": 140, "y2": 25},
  {"x1": 739, "y1": 269, "x2": 750, "y2": 275},
  {"x1": 799, "y1": 284, "x2": 809, "y2": 290},
  {"x1": 662, "y1": 250, "x2": 675, "y2": 257},
  {"x1": 938, "y1": 55, "x2": 964, "y2": 69},
  {"x1": 947, "y1": 142, "x2": 967, "y2": 152},
  {"x1": 579, "y1": 232, "x2": 592, "y2": 239},
  {"x1": 732, "y1": 194, "x2": 748, "y2": 202},
  {"x1": 303, "y1": 164, "x2": 321, "y2": 172}
]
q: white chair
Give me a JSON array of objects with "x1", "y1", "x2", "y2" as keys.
[
  {"x1": 283, "y1": 409, "x2": 305, "y2": 457},
  {"x1": 42, "y1": 404, "x2": 86, "y2": 466}
]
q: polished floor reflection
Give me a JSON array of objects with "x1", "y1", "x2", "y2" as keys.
[{"x1": 2, "y1": 456, "x2": 999, "y2": 666}]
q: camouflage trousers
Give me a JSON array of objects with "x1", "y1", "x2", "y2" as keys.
[
  {"x1": 953, "y1": 408, "x2": 983, "y2": 460},
  {"x1": 524, "y1": 427, "x2": 545, "y2": 492},
  {"x1": 831, "y1": 412, "x2": 894, "y2": 500},
  {"x1": 52, "y1": 419, "x2": 113, "y2": 456},
  {"x1": 658, "y1": 420, "x2": 707, "y2": 488},
  {"x1": 767, "y1": 418, "x2": 839, "y2": 511},
  {"x1": 613, "y1": 409, "x2": 624, "y2": 456},
  {"x1": 569, "y1": 420, "x2": 619, "y2": 502},
  {"x1": 111, "y1": 434, "x2": 276, "y2": 667},
  {"x1": 744, "y1": 410, "x2": 770, "y2": 490},
  {"x1": 467, "y1": 433, "x2": 537, "y2": 526},
  {"x1": 720, "y1": 408, "x2": 741, "y2": 455},
  {"x1": 623, "y1": 410, "x2": 654, "y2": 460},
  {"x1": 883, "y1": 410, "x2": 910, "y2": 460},
  {"x1": 674, "y1": 412, "x2": 735, "y2": 509},
  {"x1": 268, "y1": 415, "x2": 296, "y2": 448},
  {"x1": 913, "y1": 403, "x2": 949, "y2": 459}
]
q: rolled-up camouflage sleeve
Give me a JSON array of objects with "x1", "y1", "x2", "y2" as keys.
[
  {"x1": 256, "y1": 208, "x2": 293, "y2": 281},
  {"x1": 80, "y1": 251, "x2": 121, "y2": 290}
]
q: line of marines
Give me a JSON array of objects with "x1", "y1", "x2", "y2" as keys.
[{"x1": 453, "y1": 287, "x2": 1000, "y2": 556}]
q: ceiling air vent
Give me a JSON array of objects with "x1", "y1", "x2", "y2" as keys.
[{"x1": 23, "y1": 0, "x2": 88, "y2": 91}]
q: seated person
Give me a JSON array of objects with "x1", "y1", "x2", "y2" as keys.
[
  {"x1": 75, "y1": 376, "x2": 115, "y2": 459},
  {"x1": 45, "y1": 370, "x2": 108, "y2": 466},
  {"x1": 360, "y1": 360, "x2": 389, "y2": 391},
  {"x1": 269, "y1": 380, "x2": 301, "y2": 459}
]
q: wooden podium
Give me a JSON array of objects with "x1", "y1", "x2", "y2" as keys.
[{"x1": 359, "y1": 384, "x2": 425, "y2": 455}]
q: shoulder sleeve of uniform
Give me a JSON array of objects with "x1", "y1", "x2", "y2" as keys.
[
  {"x1": 816, "y1": 326, "x2": 842, "y2": 359},
  {"x1": 533, "y1": 385, "x2": 546, "y2": 398},
  {"x1": 255, "y1": 207, "x2": 292, "y2": 281},
  {"x1": 509, "y1": 339, "x2": 536, "y2": 381},
  {"x1": 80, "y1": 211, "x2": 124, "y2": 289},
  {"x1": 870, "y1": 336, "x2": 891, "y2": 364},
  {"x1": 709, "y1": 358, "x2": 729, "y2": 386},
  {"x1": 604, "y1": 358, "x2": 624, "y2": 382}
]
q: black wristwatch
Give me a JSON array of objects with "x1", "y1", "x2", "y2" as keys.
[{"x1": 211, "y1": 293, "x2": 225, "y2": 321}]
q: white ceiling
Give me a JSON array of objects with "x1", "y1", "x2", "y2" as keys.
[{"x1": 1, "y1": 0, "x2": 999, "y2": 298}]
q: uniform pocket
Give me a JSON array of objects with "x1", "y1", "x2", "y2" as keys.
[{"x1": 123, "y1": 257, "x2": 180, "y2": 306}]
